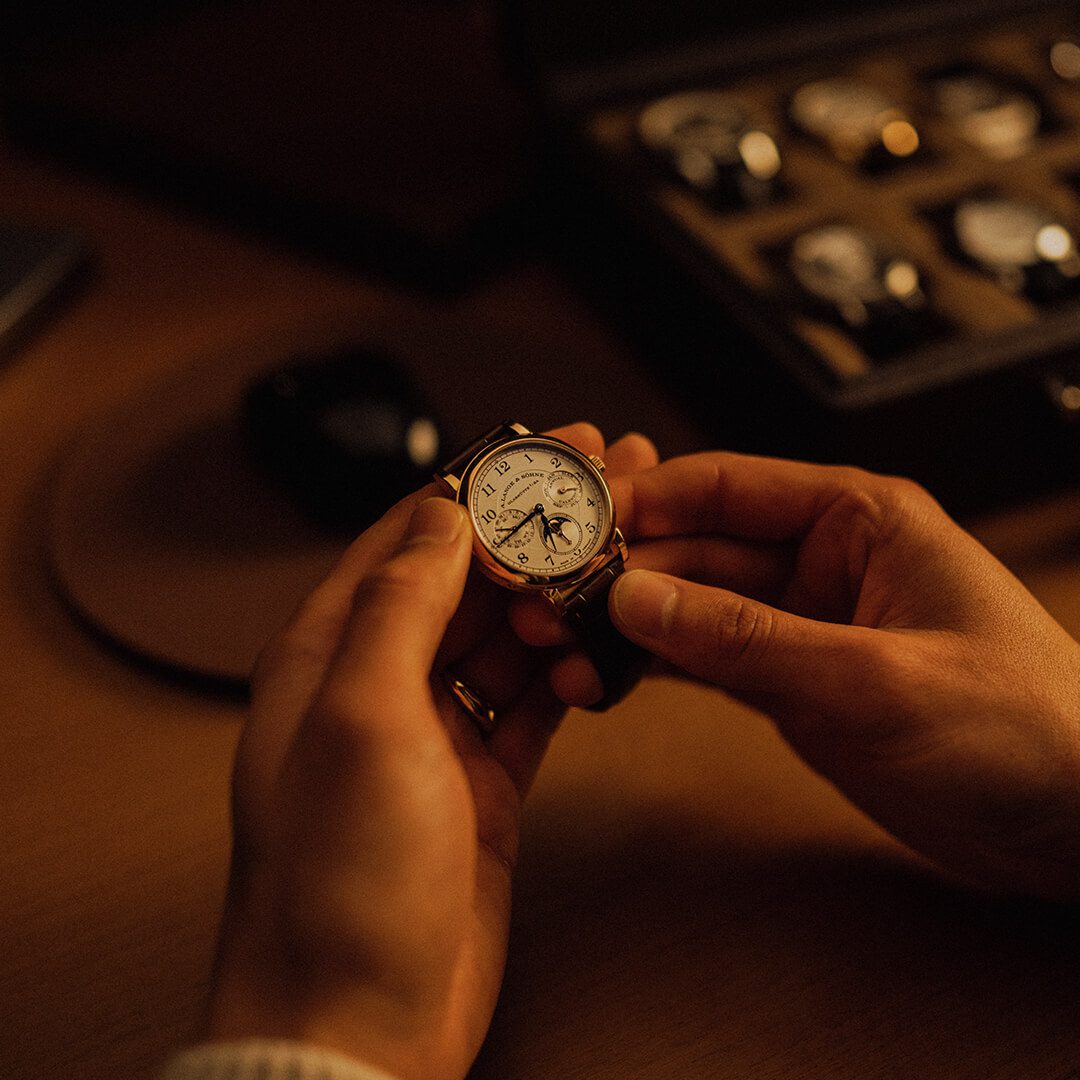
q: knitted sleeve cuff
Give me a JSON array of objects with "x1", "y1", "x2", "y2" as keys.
[{"x1": 159, "y1": 1039, "x2": 404, "y2": 1080}]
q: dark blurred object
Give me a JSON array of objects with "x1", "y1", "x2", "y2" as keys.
[
  {"x1": 0, "y1": 220, "x2": 89, "y2": 360},
  {"x1": 507, "y1": 0, "x2": 1080, "y2": 511},
  {"x1": 243, "y1": 348, "x2": 443, "y2": 530},
  {"x1": 1, "y1": 0, "x2": 535, "y2": 287}
]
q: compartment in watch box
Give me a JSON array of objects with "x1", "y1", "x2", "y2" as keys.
[{"x1": 506, "y1": 0, "x2": 1080, "y2": 510}]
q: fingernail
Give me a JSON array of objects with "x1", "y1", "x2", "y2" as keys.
[
  {"x1": 611, "y1": 570, "x2": 678, "y2": 639},
  {"x1": 405, "y1": 498, "x2": 465, "y2": 546}
]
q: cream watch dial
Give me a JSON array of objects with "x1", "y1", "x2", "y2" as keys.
[{"x1": 467, "y1": 439, "x2": 610, "y2": 579}]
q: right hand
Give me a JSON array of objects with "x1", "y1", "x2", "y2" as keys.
[{"x1": 603, "y1": 452, "x2": 1080, "y2": 901}]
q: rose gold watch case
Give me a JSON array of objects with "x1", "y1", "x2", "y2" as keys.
[{"x1": 444, "y1": 432, "x2": 622, "y2": 594}]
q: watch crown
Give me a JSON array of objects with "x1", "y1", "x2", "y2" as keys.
[{"x1": 589, "y1": 454, "x2": 606, "y2": 473}]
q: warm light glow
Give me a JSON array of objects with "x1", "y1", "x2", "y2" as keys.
[
  {"x1": 881, "y1": 119, "x2": 919, "y2": 158},
  {"x1": 1051, "y1": 40, "x2": 1080, "y2": 81},
  {"x1": 1061, "y1": 383, "x2": 1080, "y2": 412},
  {"x1": 738, "y1": 131, "x2": 782, "y2": 179},
  {"x1": 1035, "y1": 223, "x2": 1074, "y2": 262},
  {"x1": 884, "y1": 261, "x2": 920, "y2": 299},
  {"x1": 406, "y1": 418, "x2": 439, "y2": 466}
]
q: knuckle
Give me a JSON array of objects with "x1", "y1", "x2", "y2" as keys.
[
  {"x1": 826, "y1": 468, "x2": 939, "y2": 542},
  {"x1": 352, "y1": 557, "x2": 426, "y2": 613},
  {"x1": 700, "y1": 593, "x2": 776, "y2": 671}
]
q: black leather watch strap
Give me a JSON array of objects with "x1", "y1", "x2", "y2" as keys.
[{"x1": 557, "y1": 553, "x2": 649, "y2": 711}]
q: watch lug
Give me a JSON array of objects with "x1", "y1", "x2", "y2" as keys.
[
  {"x1": 544, "y1": 585, "x2": 569, "y2": 616},
  {"x1": 437, "y1": 473, "x2": 461, "y2": 496},
  {"x1": 613, "y1": 527, "x2": 628, "y2": 561},
  {"x1": 509, "y1": 422, "x2": 531, "y2": 436}
]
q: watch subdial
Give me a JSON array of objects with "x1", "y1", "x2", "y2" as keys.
[
  {"x1": 541, "y1": 513, "x2": 582, "y2": 554},
  {"x1": 492, "y1": 508, "x2": 535, "y2": 550},
  {"x1": 544, "y1": 470, "x2": 583, "y2": 508}
]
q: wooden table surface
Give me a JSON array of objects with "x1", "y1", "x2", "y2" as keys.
[{"x1": 1, "y1": 143, "x2": 1079, "y2": 1080}]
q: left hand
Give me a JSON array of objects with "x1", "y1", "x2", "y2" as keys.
[{"x1": 206, "y1": 424, "x2": 657, "y2": 1080}]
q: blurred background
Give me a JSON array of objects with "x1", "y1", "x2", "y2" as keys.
[
  {"x1": 4, "y1": 0, "x2": 1080, "y2": 680},
  {"x1": 5, "y1": 0, "x2": 1080, "y2": 514}
]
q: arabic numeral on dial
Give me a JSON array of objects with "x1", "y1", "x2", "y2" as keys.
[
  {"x1": 587, "y1": 497, "x2": 596, "y2": 507},
  {"x1": 482, "y1": 508, "x2": 497, "y2": 523},
  {"x1": 550, "y1": 456, "x2": 561, "y2": 468},
  {"x1": 480, "y1": 483, "x2": 496, "y2": 497},
  {"x1": 524, "y1": 452, "x2": 534, "y2": 462},
  {"x1": 544, "y1": 553, "x2": 554, "y2": 565},
  {"x1": 586, "y1": 522, "x2": 595, "y2": 533},
  {"x1": 495, "y1": 460, "x2": 511, "y2": 476},
  {"x1": 517, "y1": 552, "x2": 529, "y2": 563}
]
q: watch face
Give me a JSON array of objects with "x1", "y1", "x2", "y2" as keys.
[{"x1": 464, "y1": 437, "x2": 613, "y2": 585}]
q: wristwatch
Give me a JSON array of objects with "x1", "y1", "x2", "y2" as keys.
[
  {"x1": 637, "y1": 90, "x2": 783, "y2": 208},
  {"x1": 930, "y1": 68, "x2": 1041, "y2": 161},
  {"x1": 789, "y1": 76, "x2": 921, "y2": 169},
  {"x1": 436, "y1": 422, "x2": 646, "y2": 710},
  {"x1": 952, "y1": 195, "x2": 1080, "y2": 300},
  {"x1": 788, "y1": 222, "x2": 929, "y2": 329}
]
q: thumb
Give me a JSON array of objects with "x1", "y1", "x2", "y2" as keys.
[
  {"x1": 309, "y1": 497, "x2": 473, "y2": 738},
  {"x1": 610, "y1": 569, "x2": 884, "y2": 709}
]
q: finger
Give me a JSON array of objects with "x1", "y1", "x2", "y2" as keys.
[
  {"x1": 614, "y1": 451, "x2": 894, "y2": 543},
  {"x1": 604, "y1": 431, "x2": 660, "y2": 478},
  {"x1": 448, "y1": 618, "x2": 544, "y2": 709},
  {"x1": 549, "y1": 649, "x2": 605, "y2": 708},
  {"x1": 308, "y1": 498, "x2": 473, "y2": 743},
  {"x1": 546, "y1": 421, "x2": 605, "y2": 457},
  {"x1": 507, "y1": 595, "x2": 575, "y2": 647},
  {"x1": 486, "y1": 673, "x2": 567, "y2": 797},
  {"x1": 507, "y1": 533, "x2": 793, "y2": 651},
  {"x1": 609, "y1": 568, "x2": 888, "y2": 708},
  {"x1": 629, "y1": 536, "x2": 794, "y2": 605},
  {"x1": 251, "y1": 483, "x2": 441, "y2": 697}
]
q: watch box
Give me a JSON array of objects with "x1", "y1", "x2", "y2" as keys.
[{"x1": 507, "y1": 0, "x2": 1080, "y2": 511}]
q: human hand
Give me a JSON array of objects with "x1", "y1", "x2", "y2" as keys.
[
  {"x1": 589, "y1": 453, "x2": 1080, "y2": 900},
  {"x1": 206, "y1": 424, "x2": 657, "y2": 1080}
]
